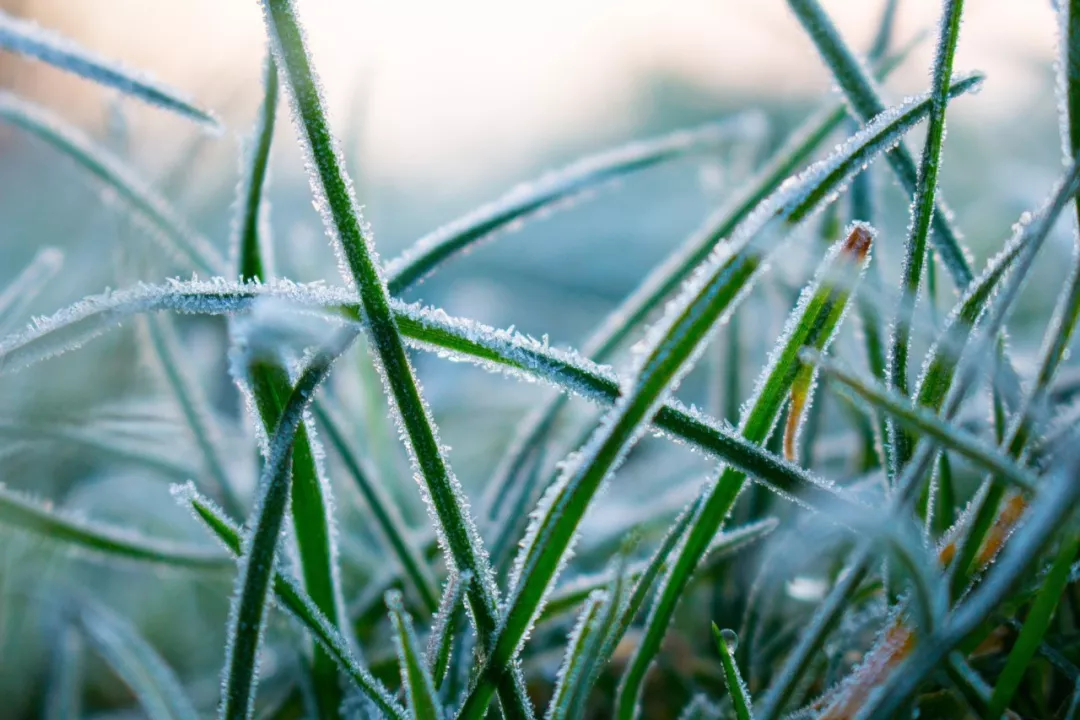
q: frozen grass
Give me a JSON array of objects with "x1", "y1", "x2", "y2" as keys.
[{"x1": 3, "y1": 1, "x2": 1080, "y2": 719}]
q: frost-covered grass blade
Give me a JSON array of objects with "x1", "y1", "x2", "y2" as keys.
[
  {"x1": 76, "y1": 600, "x2": 199, "y2": 720},
  {"x1": 0, "y1": 10, "x2": 219, "y2": 129},
  {"x1": 0, "y1": 93, "x2": 225, "y2": 274},
  {"x1": 386, "y1": 590, "x2": 443, "y2": 720}
]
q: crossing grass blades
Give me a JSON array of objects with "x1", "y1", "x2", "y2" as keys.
[{"x1": 3, "y1": 0, "x2": 1080, "y2": 718}]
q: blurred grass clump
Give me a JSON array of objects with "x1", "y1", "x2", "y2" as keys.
[{"x1": 3, "y1": 1, "x2": 1080, "y2": 719}]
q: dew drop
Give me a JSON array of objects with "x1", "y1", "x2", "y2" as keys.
[{"x1": 719, "y1": 627, "x2": 739, "y2": 652}]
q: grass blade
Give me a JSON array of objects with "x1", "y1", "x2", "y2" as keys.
[
  {"x1": 0, "y1": 483, "x2": 230, "y2": 570},
  {"x1": 0, "y1": 93, "x2": 225, "y2": 274},
  {"x1": 426, "y1": 571, "x2": 471, "y2": 691},
  {"x1": 315, "y1": 402, "x2": 441, "y2": 613},
  {"x1": 241, "y1": 358, "x2": 347, "y2": 718},
  {"x1": 219, "y1": 330, "x2": 355, "y2": 720},
  {"x1": 384, "y1": 115, "x2": 766, "y2": 293},
  {"x1": 174, "y1": 483, "x2": 406, "y2": 720},
  {"x1": 1058, "y1": 0, "x2": 1080, "y2": 229},
  {"x1": 480, "y1": 39, "x2": 931, "y2": 521},
  {"x1": 712, "y1": 625, "x2": 753, "y2": 720},
  {"x1": 987, "y1": 531, "x2": 1080, "y2": 718},
  {"x1": 44, "y1": 623, "x2": 84, "y2": 720},
  {"x1": 886, "y1": 0, "x2": 966, "y2": 478},
  {"x1": 786, "y1": 0, "x2": 974, "y2": 289},
  {"x1": 615, "y1": 226, "x2": 872, "y2": 720},
  {"x1": 0, "y1": 280, "x2": 840, "y2": 512},
  {"x1": 0, "y1": 9, "x2": 219, "y2": 129},
  {"x1": 807, "y1": 351, "x2": 1039, "y2": 493},
  {"x1": 233, "y1": 54, "x2": 279, "y2": 284},
  {"x1": 546, "y1": 589, "x2": 608, "y2": 720},
  {"x1": 261, "y1": 3, "x2": 535, "y2": 713},
  {"x1": 145, "y1": 313, "x2": 243, "y2": 517},
  {"x1": 386, "y1": 590, "x2": 443, "y2": 720},
  {"x1": 77, "y1": 600, "x2": 199, "y2": 720},
  {"x1": 0, "y1": 247, "x2": 63, "y2": 335}
]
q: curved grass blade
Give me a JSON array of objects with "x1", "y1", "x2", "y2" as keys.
[
  {"x1": 0, "y1": 483, "x2": 229, "y2": 570},
  {"x1": 546, "y1": 589, "x2": 608, "y2": 720},
  {"x1": 480, "y1": 39, "x2": 930, "y2": 522},
  {"x1": 712, "y1": 625, "x2": 753, "y2": 720},
  {"x1": 886, "y1": 0, "x2": 966, "y2": 478},
  {"x1": 0, "y1": 247, "x2": 63, "y2": 335},
  {"x1": 807, "y1": 351, "x2": 1039, "y2": 492},
  {"x1": 386, "y1": 590, "x2": 443, "y2": 720},
  {"x1": 315, "y1": 402, "x2": 440, "y2": 613},
  {"x1": 44, "y1": 623, "x2": 84, "y2": 720},
  {"x1": 614, "y1": 226, "x2": 873, "y2": 720},
  {"x1": 259, "y1": 3, "x2": 531, "y2": 714},
  {"x1": 146, "y1": 313, "x2": 242, "y2": 517},
  {"x1": 219, "y1": 330, "x2": 356, "y2": 720},
  {"x1": 785, "y1": 0, "x2": 974, "y2": 289},
  {"x1": 0, "y1": 93, "x2": 225, "y2": 274},
  {"x1": 233, "y1": 54, "x2": 279, "y2": 283},
  {"x1": 383, "y1": 114, "x2": 766, "y2": 293},
  {"x1": 0, "y1": 280, "x2": 842, "y2": 512},
  {"x1": 174, "y1": 483, "x2": 406, "y2": 720},
  {"x1": 987, "y1": 531, "x2": 1080, "y2": 719},
  {"x1": 0, "y1": 10, "x2": 219, "y2": 130},
  {"x1": 77, "y1": 600, "x2": 199, "y2": 720},
  {"x1": 426, "y1": 571, "x2": 470, "y2": 691}
]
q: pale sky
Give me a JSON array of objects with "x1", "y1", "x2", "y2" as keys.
[{"x1": 8, "y1": 0, "x2": 1062, "y2": 190}]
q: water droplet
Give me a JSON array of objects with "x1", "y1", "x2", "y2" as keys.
[{"x1": 719, "y1": 627, "x2": 739, "y2": 652}]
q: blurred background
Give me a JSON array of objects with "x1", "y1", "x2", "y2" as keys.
[{"x1": 0, "y1": 0, "x2": 1074, "y2": 716}]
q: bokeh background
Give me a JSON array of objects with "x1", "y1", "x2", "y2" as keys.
[{"x1": 0, "y1": 0, "x2": 1075, "y2": 716}]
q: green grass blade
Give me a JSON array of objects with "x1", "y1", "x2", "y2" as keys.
[
  {"x1": 426, "y1": 571, "x2": 471, "y2": 691},
  {"x1": 615, "y1": 226, "x2": 872, "y2": 720},
  {"x1": 233, "y1": 54, "x2": 279, "y2": 283},
  {"x1": 785, "y1": 0, "x2": 974, "y2": 289},
  {"x1": 807, "y1": 351, "x2": 1039, "y2": 493},
  {"x1": 174, "y1": 483, "x2": 406, "y2": 720},
  {"x1": 44, "y1": 623, "x2": 84, "y2": 720},
  {"x1": 711, "y1": 625, "x2": 753, "y2": 720},
  {"x1": 0, "y1": 10, "x2": 219, "y2": 130},
  {"x1": 241, "y1": 358, "x2": 346, "y2": 719},
  {"x1": 219, "y1": 332, "x2": 355, "y2": 720},
  {"x1": 145, "y1": 313, "x2": 243, "y2": 516},
  {"x1": 229, "y1": 52, "x2": 349, "y2": 716},
  {"x1": 987, "y1": 531, "x2": 1080, "y2": 719},
  {"x1": 386, "y1": 590, "x2": 443, "y2": 720},
  {"x1": 0, "y1": 483, "x2": 229, "y2": 569},
  {"x1": 260, "y1": 3, "x2": 530, "y2": 714},
  {"x1": 546, "y1": 590, "x2": 608, "y2": 720},
  {"x1": 77, "y1": 601, "x2": 199, "y2": 720},
  {"x1": 480, "y1": 40, "x2": 924, "y2": 522},
  {"x1": 886, "y1": 0, "x2": 966, "y2": 477},
  {"x1": 1058, "y1": 0, "x2": 1080, "y2": 229},
  {"x1": 315, "y1": 402, "x2": 441, "y2": 613},
  {"x1": 0, "y1": 93, "x2": 225, "y2": 274},
  {"x1": 384, "y1": 115, "x2": 766, "y2": 294},
  {"x1": 0, "y1": 281, "x2": 840, "y2": 513},
  {"x1": 0, "y1": 246, "x2": 63, "y2": 335}
]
